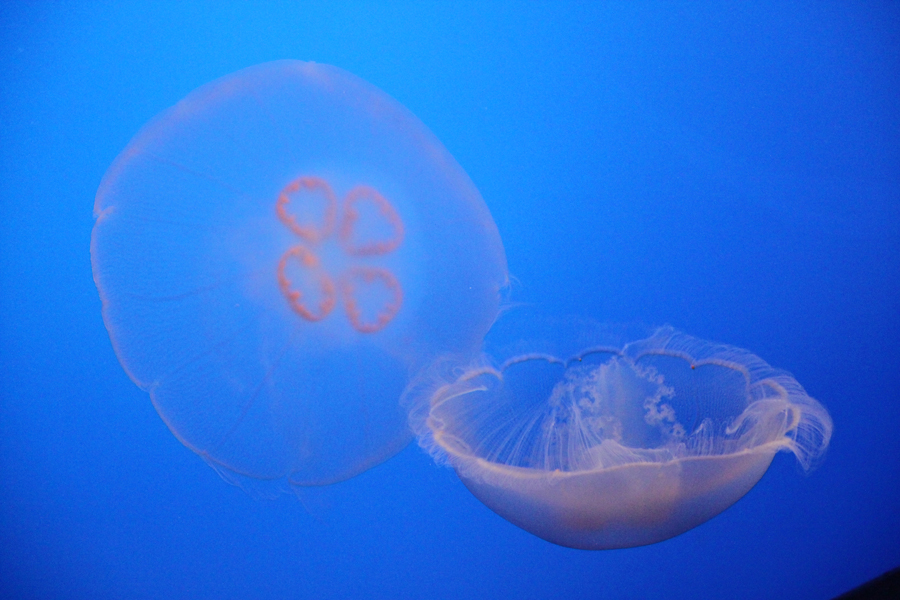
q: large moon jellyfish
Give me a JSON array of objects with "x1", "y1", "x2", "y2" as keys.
[{"x1": 91, "y1": 61, "x2": 508, "y2": 489}]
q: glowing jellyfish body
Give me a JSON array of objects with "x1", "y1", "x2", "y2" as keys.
[
  {"x1": 412, "y1": 322, "x2": 832, "y2": 549},
  {"x1": 91, "y1": 61, "x2": 508, "y2": 488}
]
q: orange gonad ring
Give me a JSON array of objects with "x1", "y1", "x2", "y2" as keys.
[{"x1": 276, "y1": 177, "x2": 404, "y2": 333}]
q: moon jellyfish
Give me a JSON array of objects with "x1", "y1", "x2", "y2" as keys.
[
  {"x1": 409, "y1": 318, "x2": 832, "y2": 549},
  {"x1": 91, "y1": 61, "x2": 508, "y2": 489}
]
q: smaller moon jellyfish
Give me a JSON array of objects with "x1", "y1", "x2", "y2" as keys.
[{"x1": 408, "y1": 317, "x2": 833, "y2": 550}]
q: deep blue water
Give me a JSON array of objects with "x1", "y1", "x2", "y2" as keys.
[{"x1": 1, "y1": 2, "x2": 898, "y2": 599}]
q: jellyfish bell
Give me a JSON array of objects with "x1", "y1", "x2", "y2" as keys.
[
  {"x1": 91, "y1": 61, "x2": 508, "y2": 490},
  {"x1": 409, "y1": 316, "x2": 833, "y2": 550}
]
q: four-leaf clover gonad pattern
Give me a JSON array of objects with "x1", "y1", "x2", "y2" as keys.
[{"x1": 275, "y1": 176, "x2": 405, "y2": 334}]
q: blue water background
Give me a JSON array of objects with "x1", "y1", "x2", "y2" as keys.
[{"x1": 1, "y1": 2, "x2": 898, "y2": 599}]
